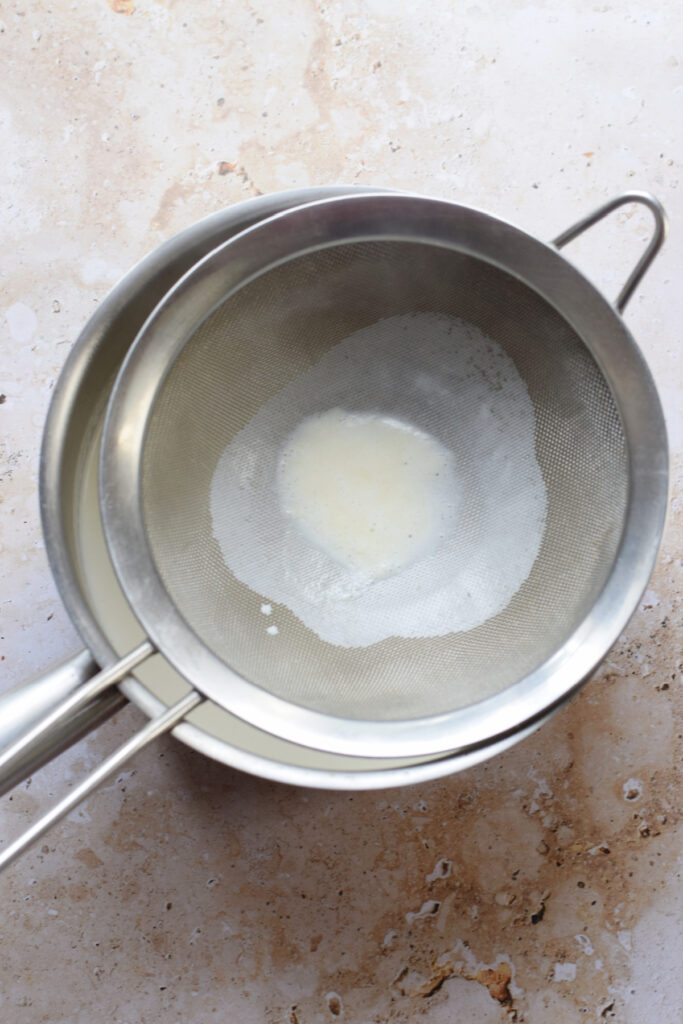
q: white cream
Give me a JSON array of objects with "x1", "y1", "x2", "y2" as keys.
[
  {"x1": 277, "y1": 410, "x2": 457, "y2": 581},
  {"x1": 210, "y1": 312, "x2": 547, "y2": 648}
]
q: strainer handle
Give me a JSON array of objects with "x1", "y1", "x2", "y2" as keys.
[
  {"x1": 0, "y1": 689, "x2": 202, "y2": 873},
  {"x1": 552, "y1": 191, "x2": 667, "y2": 312}
]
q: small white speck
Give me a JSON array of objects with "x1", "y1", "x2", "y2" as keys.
[
  {"x1": 47, "y1": 908, "x2": 59, "y2": 916},
  {"x1": 266, "y1": 624, "x2": 279, "y2": 635},
  {"x1": 260, "y1": 603, "x2": 273, "y2": 615},
  {"x1": 553, "y1": 962, "x2": 576, "y2": 982},
  {"x1": 575, "y1": 933, "x2": 594, "y2": 956},
  {"x1": 381, "y1": 930, "x2": 397, "y2": 949},
  {"x1": 617, "y1": 930, "x2": 632, "y2": 951}
]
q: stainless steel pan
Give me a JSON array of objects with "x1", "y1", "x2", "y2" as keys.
[
  {"x1": 0, "y1": 188, "x2": 667, "y2": 871},
  {"x1": 1, "y1": 188, "x2": 504, "y2": 790}
]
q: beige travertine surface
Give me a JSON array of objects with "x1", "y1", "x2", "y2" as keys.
[{"x1": 1, "y1": 1, "x2": 681, "y2": 1021}]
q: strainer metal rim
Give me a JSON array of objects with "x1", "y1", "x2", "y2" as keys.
[{"x1": 100, "y1": 192, "x2": 668, "y2": 759}]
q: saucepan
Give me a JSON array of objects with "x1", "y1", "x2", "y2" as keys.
[{"x1": 0, "y1": 187, "x2": 668, "y2": 871}]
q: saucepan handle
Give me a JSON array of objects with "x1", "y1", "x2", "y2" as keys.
[
  {"x1": 0, "y1": 641, "x2": 154, "y2": 797},
  {"x1": 552, "y1": 191, "x2": 667, "y2": 312},
  {"x1": 0, "y1": 650, "x2": 122, "y2": 795}
]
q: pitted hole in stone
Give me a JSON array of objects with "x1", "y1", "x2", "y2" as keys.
[
  {"x1": 326, "y1": 992, "x2": 343, "y2": 1016},
  {"x1": 406, "y1": 899, "x2": 441, "y2": 924},
  {"x1": 623, "y1": 778, "x2": 643, "y2": 801},
  {"x1": 426, "y1": 858, "x2": 452, "y2": 882}
]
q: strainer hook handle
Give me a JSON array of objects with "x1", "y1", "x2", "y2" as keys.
[{"x1": 552, "y1": 191, "x2": 667, "y2": 313}]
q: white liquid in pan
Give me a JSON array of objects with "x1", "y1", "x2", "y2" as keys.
[{"x1": 210, "y1": 313, "x2": 548, "y2": 648}]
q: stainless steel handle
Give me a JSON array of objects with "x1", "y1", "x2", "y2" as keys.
[
  {"x1": 552, "y1": 191, "x2": 667, "y2": 312},
  {"x1": 0, "y1": 650, "x2": 97, "y2": 747},
  {"x1": 0, "y1": 640, "x2": 155, "y2": 794},
  {"x1": 0, "y1": 650, "x2": 125, "y2": 796},
  {"x1": 0, "y1": 689, "x2": 202, "y2": 872}
]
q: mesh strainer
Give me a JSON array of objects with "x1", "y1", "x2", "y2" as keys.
[
  {"x1": 0, "y1": 190, "x2": 668, "y2": 871},
  {"x1": 97, "y1": 191, "x2": 667, "y2": 760}
]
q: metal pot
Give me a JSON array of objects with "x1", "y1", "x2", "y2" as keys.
[{"x1": 0, "y1": 188, "x2": 668, "y2": 869}]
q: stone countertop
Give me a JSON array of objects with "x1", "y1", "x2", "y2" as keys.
[{"x1": 1, "y1": 2, "x2": 681, "y2": 1022}]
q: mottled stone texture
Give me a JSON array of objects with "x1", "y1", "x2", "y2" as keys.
[{"x1": 1, "y1": 1, "x2": 681, "y2": 1022}]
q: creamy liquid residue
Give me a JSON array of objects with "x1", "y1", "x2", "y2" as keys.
[
  {"x1": 277, "y1": 410, "x2": 458, "y2": 581},
  {"x1": 210, "y1": 312, "x2": 547, "y2": 648}
]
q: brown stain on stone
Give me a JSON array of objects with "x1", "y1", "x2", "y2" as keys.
[
  {"x1": 216, "y1": 159, "x2": 262, "y2": 194},
  {"x1": 75, "y1": 847, "x2": 104, "y2": 869},
  {"x1": 68, "y1": 882, "x2": 91, "y2": 902},
  {"x1": 407, "y1": 955, "x2": 512, "y2": 1007},
  {"x1": 150, "y1": 181, "x2": 197, "y2": 233},
  {"x1": 107, "y1": 0, "x2": 135, "y2": 14},
  {"x1": 407, "y1": 960, "x2": 455, "y2": 997},
  {"x1": 475, "y1": 962, "x2": 513, "y2": 1004}
]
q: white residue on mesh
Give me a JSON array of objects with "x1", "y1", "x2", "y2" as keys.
[{"x1": 210, "y1": 312, "x2": 547, "y2": 647}]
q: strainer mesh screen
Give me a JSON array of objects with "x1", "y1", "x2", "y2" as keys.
[{"x1": 141, "y1": 241, "x2": 628, "y2": 720}]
